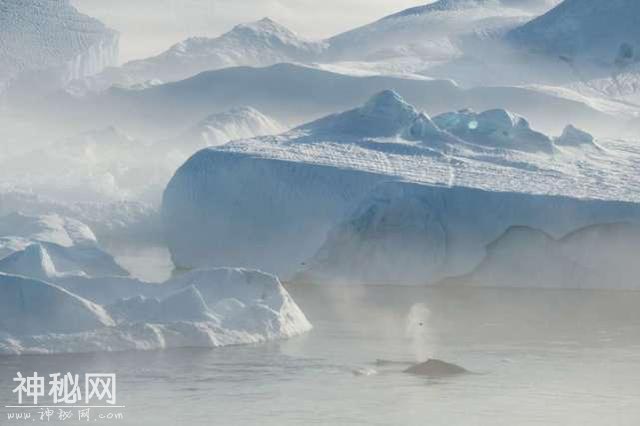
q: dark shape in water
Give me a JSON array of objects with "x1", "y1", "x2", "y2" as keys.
[{"x1": 403, "y1": 359, "x2": 468, "y2": 377}]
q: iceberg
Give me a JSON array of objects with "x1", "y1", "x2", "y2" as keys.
[
  {"x1": 0, "y1": 268, "x2": 311, "y2": 355},
  {"x1": 0, "y1": 0, "x2": 119, "y2": 97},
  {"x1": 162, "y1": 91, "x2": 640, "y2": 285},
  {"x1": 72, "y1": 17, "x2": 325, "y2": 93}
]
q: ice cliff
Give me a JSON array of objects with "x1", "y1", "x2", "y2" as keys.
[{"x1": 0, "y1": 0, "x2": 119, "y2": 96}]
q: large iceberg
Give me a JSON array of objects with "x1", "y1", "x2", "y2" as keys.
[
  {"x1": 0, "y1": 0, "x2": 119, "y2": 97},
  {"x1": 162, "y1": 91, "x2": 640, "y2": 286}
]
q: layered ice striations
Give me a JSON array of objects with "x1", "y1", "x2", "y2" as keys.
[{"x1": 0, "y1": 0, "x2": 119, "y2": 95}]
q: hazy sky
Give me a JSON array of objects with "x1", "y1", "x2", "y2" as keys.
[{"x1": 72, "y1": 0, "x2": 428, "y2": 62}]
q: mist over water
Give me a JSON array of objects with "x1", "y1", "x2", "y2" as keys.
[{"x1": 406, "y1": 303, "x2": 434, "y2": 362}]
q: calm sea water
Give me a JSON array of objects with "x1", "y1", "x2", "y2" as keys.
[{"x1": 1, "y1": 282, "x2": 639, "y2": 425}]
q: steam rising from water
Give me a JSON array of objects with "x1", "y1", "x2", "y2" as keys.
[{"x1": 405, "y1": 303, "x2": 434, "y2": 362}]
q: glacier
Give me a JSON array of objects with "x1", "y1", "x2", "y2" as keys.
[{"x1": 162, "y1": 90, "x2": 640, "y2": 285}]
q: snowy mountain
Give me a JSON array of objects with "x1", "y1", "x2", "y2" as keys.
[
  {"x1": 72, "y1": 17, "x2": 326, "y2": 93},
  {"x1": 0, "y1": 0, "x2": 119, "y2": 96},
  {"x1": 507, "y1": 0, "x2": 640, "y2": 64},
  {"x1": 162, "y1": 91, "x2": 640, "y2": 281}
]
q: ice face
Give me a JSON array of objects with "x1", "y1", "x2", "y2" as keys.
[
  {"x1": 0, "y1": 0, "x2": 119, "y2": 96},
  {"x1": 300, "y1": 182, "x2": 640, "y2": 286},
  {"x1": 454, "y1": 222, "x2": 640, "y2": 290},
  {"x1": 0, "y1": 273, "x2": 114, "y2": 335}
]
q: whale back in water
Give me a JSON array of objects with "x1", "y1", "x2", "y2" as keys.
[{"x1": 403, "y1": 359, "x2": 468, "y2": 377}]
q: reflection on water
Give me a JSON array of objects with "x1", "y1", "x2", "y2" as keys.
[{"x1": 1, "y1": 284, "x2": 639, "y2": 425}]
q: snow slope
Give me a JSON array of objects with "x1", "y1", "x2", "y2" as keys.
[
  {"x1": 0, "y1": 268, "x2": 311, "y2": 355},
  {"x1": 326, "y1": 0, "x2": 530, "y2": 66},
  {"x1": 162, "y1": 91, "x2": 640, "y2": 281},
  {"x1": 0, "y1": 0, "x2": 118, "y2": 96},
  {"x1": 72, "y1": 17, "x2": 325, "y2": 93}
]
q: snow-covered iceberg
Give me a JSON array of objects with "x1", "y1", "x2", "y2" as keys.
[
  {"x1": 0, "y1": 0, "x2": 119, "y2": 97},
  {"x1": 72, "y1": 17, "x2": 325, "y2": 93},
  {"x1": 0, "y1": 268, "x2": 311, "y2": 355},
  {"x1": 162, "y1": 91, "x2": 640, "y2": 285}
]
